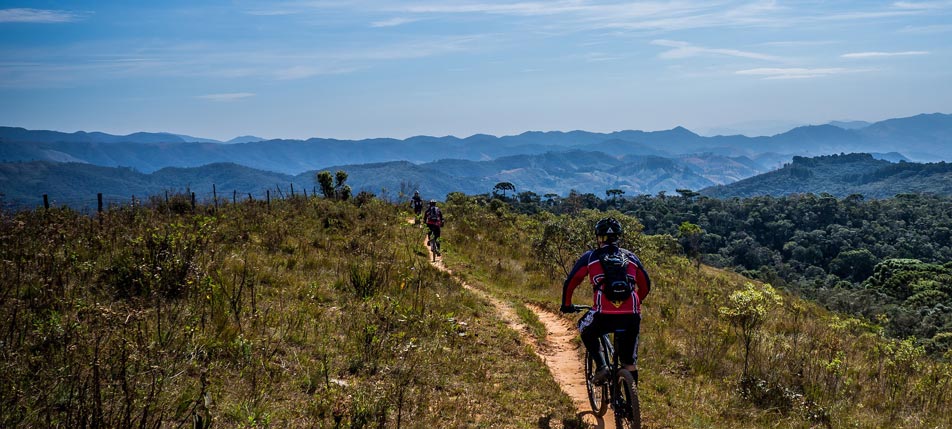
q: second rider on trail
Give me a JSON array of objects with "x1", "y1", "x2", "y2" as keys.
[
  {"x1": 560, "y1": 217, "x2": 651, "y2": 385},
  {"x1": 424, "y1": 200, "x2": 445, "y2": 256}
]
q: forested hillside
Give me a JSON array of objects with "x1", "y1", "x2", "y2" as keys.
[
  {"x1": 702, "y1": 153, "x2": 952, "y2": 198},
  {"x1": 530, "y1": 190, "x2": 952, "y2": 353},
  {"x1": 4, "y1": 189, "x2": 950, "y2": 428}
]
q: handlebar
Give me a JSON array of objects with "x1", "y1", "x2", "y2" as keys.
[{"x1": 565, "y1": 304, "x2": 592, "y2": 313}]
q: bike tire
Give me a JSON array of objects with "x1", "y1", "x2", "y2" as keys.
[
  {"x1": 584, "y1": 351, "x2": 609, "y2": 416},
  {"x1": 615, "y1": 370, "x2": 640, "y2": 429}
]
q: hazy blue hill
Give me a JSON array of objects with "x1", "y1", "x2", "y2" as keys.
[
  {"x1": 224, "y1": 136, "x2": 266, "y2": 144},
  {"x1": 2, "y1": 112, "x2": 949, "y2": 182},
  {"x1": 828, "y1": 120, "x2": 871, "y2": 130},
  {"x1": 700, "y1": 153, "x2": 952, "y2": 198},
  {"x1": 0, "y1": 161, "x2": 292, "y2": 209},
  {"x1": 0, "y1": 126, "x2": 188, "y2": 144},
  {"x1": 295, "y1": 160, "x2": 489, "y2": 198}
]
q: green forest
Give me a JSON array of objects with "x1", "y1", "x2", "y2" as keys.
[
  {"x1": 499, "y1": 188, "x2": 952, "y2": 355},
  {"x1": 2, "y1": 182, "x2": 951, "y2": 428}
]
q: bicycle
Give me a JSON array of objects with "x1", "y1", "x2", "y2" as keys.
[
  {"x1": 427, "y1": 230, "x2": 441, "y2": 260},
  {"x1": 568, "y1": 305, "x2": 641, "y2": 429}
]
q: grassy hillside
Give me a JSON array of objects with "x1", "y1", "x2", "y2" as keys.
[
  {"x1": 2, "y1": 193, "x2": 951, "y2": 428},
  {"x1": 439, "y1": 195, "x2": 952, "y2": 428}
]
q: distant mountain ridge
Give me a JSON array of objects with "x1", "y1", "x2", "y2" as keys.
[
  {"x1": 701, "y1": 153, "x2": 952, "y2": 199},
  {"x1": 2, "y1": 113, "x2": 950, "y2": 176}
]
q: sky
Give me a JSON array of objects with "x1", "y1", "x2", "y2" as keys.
[{"x1": 1, "y1": 1, "x2": 951, "y2": 141}]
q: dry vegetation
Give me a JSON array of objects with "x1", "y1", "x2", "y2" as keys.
[{"x1": 2, "y1": 191, "x2": 951, "y2": 428}]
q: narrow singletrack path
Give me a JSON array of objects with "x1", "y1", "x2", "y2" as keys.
[{"x1": 423, "y1": 234, "x2": 614, "y2": 427}]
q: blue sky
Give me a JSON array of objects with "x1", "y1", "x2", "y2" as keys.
[{"x1": 1, "y1": 1, "x2": 950, "y2": 141}]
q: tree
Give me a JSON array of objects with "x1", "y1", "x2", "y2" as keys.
[
  {"x1": 606, "y1": 189, "x2": 625, "y2": 206},
  {"x1": 676, "y1": 189, "x2": 700, "y2": 199},
  {"x1": 678, "y1": 221, "x2": 704, "y2": 270},
  {"x1": 492, "y1": 182, "x2": 516, "y2": 198},
  {"x1": 315, "y1": 170, "x2": 352, "y2": 200},
  {"x1": 719, "y1": 282, "x2": 783, "y2": 379}
]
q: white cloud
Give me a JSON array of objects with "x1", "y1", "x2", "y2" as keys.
[
  {"x1": 892, "y1": 1, "x2": 952, "y2": 10},
  {"x1": 371, "y1": 17, "x2": 419, "y2": 27},
  {"x1": 0, "y1": 8, "x2": 85, "y2": 23},
  {"x1": 735, "y1": 67, "x2": 856, "y2": 80},
  {"x1": 652, "y1": 39, "x2": 782, "y2": 61},
  {"x1": 841, "y1": 51, "x2": 929, "y2": 58},
  {"x1": 197, "y1": 92, "x2": 256, "y2": 101}
]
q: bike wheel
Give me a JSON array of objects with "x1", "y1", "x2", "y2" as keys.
[
  {"x1": 615, "y1": 370, "x2": 640, "y2": 429},
  {"x1": 584, "y1": 352, "x2": 608, "y2": 416}
]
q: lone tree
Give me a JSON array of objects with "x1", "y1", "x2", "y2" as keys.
[
  {"x1": 719, "y1": 282, "x2": 782, "y2": 379},
  {"x1": 606, "y1": 189, "x2": 625, "y2": 206},
  {"x1": 492, "y1": 182, "x2": 516, "y2": 198},
  {"x1": 316, "y1": 170, "x2": 352, "y2": 200}
]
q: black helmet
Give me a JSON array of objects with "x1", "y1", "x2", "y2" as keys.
[
  {"x1": 594, "y1": 217, "x2": 623, "y2": 237},
  {"x1": 414, "y1": 190, "x2": 420, "y2": 195}
]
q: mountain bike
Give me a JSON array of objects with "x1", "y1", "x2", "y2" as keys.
[
  {"x1": 427, "y1": 229, "x2": 441, "y2": 260},
  {"x1": 568, "y1": 305, "x2": 641, "y2": 429}
]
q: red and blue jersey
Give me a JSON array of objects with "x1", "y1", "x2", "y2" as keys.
[{"x1": 561, "y1": 244, "x2": 651, "y2": 314}]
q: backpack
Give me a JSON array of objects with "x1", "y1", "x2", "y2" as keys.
[
  {"x1": 425, "y1": 206, "x2": 443, "y2": 226},
  {"x1": 597, "y1": 249, "x2": 633, "y2": 302}
]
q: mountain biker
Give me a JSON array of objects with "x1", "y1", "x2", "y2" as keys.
[
  {"x1": 560, "y1": 217, "x2": 651, "y2": 385},
  {"x1": 424, "y1": 199, "x2": 444, "y2": 249},
  {"x1": 411, "y1": 191, "x2": 424, "y2": 221}
]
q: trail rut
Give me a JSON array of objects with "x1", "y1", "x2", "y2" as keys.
[{"x1": 424, "y1": 236, "x2": 615, "y2": 427}]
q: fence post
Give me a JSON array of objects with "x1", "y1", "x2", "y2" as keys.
[
  {"x1": 290, "y1": 183, "x2": 295, "y2": 197},
  {"x1": 267, "y1": 189, "x2": 271, "y2": 208},
  {"x1": 191, "y1": 192, "x2": 196, "y2": 210},
  {"x1": 304, "y1": 188, "x2": 308, "y2": 199},
  {"x1": 233, "y1": 190, "x2": 237, "y2": 205},
  {"x1": 43, "y1": 194, "x2": 49, "y2": 210},
  {"x1": 98, "y1": 193, "x2": 103, "y2": 213},
  {"x1": 213, "y1": 184, "x2": 218, "y2": 210},
  {"x1": 248, "y1": 193, "x2": 253, "y2": 202}
]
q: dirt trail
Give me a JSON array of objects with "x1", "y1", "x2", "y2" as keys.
[{"x1": 423, "y1": 235, "x2": 614, "y2": 427}]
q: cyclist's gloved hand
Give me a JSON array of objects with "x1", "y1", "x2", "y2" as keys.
[{"x1": 559, "y1": 304, "x2": 576, "y2": 314}]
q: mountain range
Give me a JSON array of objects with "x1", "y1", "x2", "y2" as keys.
[{"x1": 1, "y1": 113, "x2": 950, "y2": 208}]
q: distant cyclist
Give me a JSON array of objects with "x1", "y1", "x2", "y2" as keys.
[
  {"x1": 561, "y1": 217, "x2": 651, "y2": 384},
  {"x1": 424, "y1": 200, "x2": 444, "y2": 252},
  {"x1": 411, "y1": 191, "x2": 424, "y2": 223}
]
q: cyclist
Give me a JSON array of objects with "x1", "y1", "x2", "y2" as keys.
[
  {"x1": 560, "y1": 217, "x2": 651, "y2": 385},
  {"x1": 424, "y1": 199, "x2": 445, "y2": 252},
  {"x1": 411, "y1": 191, "x2": 424, "y2": 223}
]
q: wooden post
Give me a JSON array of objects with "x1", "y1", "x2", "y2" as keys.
[
  {"x1": 303, "y1": 188, "x2": 308, "y2": 199},
  {"x1": 165, "y1": 190, "x2": 169, "y2": 204},
  {"x1": 248, "y1": 193, "x2": 253, "y2": 202},
  {"x1": 267, "y1": 189, "x2": 271, "y2": 208},
  {"x1": 290, "y1": 183, "x2": 295, "y2": 197},
  {"x1": 213, "y1": 184, "x2": 218, "y2": 210},
  {"x1": 98, "y1": 193, "x2": 103, "y2": 214},
  {"x1": 191, "y1": 192, "x2": 196, "y2": 210},
  {"x1": 233, "y1": 190, "x2": 237, "y2": 205},
  {"x1": 43, "y1": 194, "x2": 49, "y2": 210}
]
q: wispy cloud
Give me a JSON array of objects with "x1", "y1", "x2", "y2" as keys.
[
  {"x1": 197, "y1": 92, "x2": 255, "y2": 102},
  {"x1": 841, "y1": 51, "x2": 929, "y2": 58},
  {"x1": 652, "y1": 39, "x2": 782, "y2": 61},
  {"x1": 892, "y1": 1, "x2": 952, "y2": 10},
  {"x1": 0, "y1": 8, "x2": 86, "y2": 23},
  {"x1": 735, "y1": 67, "x2": 857, "y2": 80},
  {"x1": 371, "y1": 17, "x2": 419, "y2": 27}
]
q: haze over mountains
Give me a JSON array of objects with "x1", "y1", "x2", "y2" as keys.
[{"x1": 1, "y1": 113, "x2": 950, "y2": 208}]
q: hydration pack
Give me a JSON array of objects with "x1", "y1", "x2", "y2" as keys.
[{"x1": 598, "y1": 250, "x2": 633, "y2": 303}]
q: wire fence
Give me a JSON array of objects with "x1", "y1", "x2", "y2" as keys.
[{"x1": 1, "y1": 183, "x2": 324, "y2": 214}]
